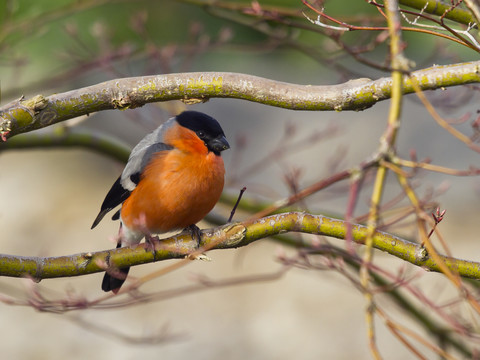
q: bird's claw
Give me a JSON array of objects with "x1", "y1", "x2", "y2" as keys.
[
  {"x1": 184, "y1": 224, "x2": 202, "y2": 248},
  {"x1": 145, "y1": 234, "x2": 160, "y2": 259}
]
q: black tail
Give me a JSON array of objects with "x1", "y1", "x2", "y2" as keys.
[
  {"x1": 101, "y1": 266, "x2": 130, "y2": 294},
  {"x1": 102, "y1": 241, "x2": 130, "y2": 294}
]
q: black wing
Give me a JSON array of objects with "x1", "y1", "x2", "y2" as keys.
[
  {"x1": 91, "y1": 175, "x2": 136, "y2": 229},
  {"x1": 91, "y1": 143, "x2": 173, "y2": 229},
  {"x1": 109, "y1": 173, "x2": 141, "y2": 222}
]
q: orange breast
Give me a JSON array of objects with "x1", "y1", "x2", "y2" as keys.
[{"x1": 120, "y1": 126, "x2": 225, "y2": 234}]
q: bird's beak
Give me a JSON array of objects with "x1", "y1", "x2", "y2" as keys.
[{"x1": 209, "y1": 135, "x2": 230, "y2": 154}]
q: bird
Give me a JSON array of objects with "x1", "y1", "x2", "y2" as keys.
[{"x1": 91, "y1": 110, "x2": 230, "y2": 293}]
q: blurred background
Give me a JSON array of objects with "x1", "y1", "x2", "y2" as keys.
[{"x1": 1, "y1": 0, "x2": 480, "y2": 359}]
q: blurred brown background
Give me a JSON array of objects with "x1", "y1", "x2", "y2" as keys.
[{"x1": 1, "y1": 1, "x2": 480, "y2": 359}]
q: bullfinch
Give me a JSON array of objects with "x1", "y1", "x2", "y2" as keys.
[{"x1": 91, "y1": 111, "x2": 230, "y2": 293}]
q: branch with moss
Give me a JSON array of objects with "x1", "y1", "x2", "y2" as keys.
[
  {"x1": 1, "y1": 62, "x2": 480, "y2": 139},
  {"x1": 399, "y1": 0, "x2": 476, "y2": 26},
  {"x1": 0, "y1": 212, "x2": 479, "y2": 281}
]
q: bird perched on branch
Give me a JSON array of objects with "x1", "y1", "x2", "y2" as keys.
[{"x1": 91, "y1": 111, "x2": 230, "y2": 293}]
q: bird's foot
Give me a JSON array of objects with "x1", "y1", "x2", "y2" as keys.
[
  {"x1": 145, "y1": 234, "x2": 160, "y2": 259},
  {"x1": 183, "y1": 224, "x2": 210, "y2": 260},
  {"x1": 184, "y1": 224, "x2": 202, "y2": 248}
]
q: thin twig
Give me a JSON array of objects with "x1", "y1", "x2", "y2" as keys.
[{"x1": 228, "y1": 187, "x2": 247, "y2": 222}]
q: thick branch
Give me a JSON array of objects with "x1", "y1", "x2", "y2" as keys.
[
  {"x1": 0, "y1": 212, "x2": 478, "y2": 281},
  {"x1": 1, "y1": 62, "x2": 479, "y2": 138}
]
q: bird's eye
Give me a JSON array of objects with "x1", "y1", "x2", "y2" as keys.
[{"x1": 197, "y1": 130, "x2": 206, "y2": 138}]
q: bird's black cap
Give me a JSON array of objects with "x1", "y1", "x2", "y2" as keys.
[{"x1": 176, "y1": 111, "x2": 229, "y2": 155}]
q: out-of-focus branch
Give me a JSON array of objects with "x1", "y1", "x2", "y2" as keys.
[
  {"x1": 1, "y1": 63, "x2": 480, "y2": 139},
  {"x1": 184, "y1": 0, "x2": 476, "y2": 27},
  {"x1": 1, "y1": 212, "x2": 479, "y2": 280},
  {"x1": 0, "y1": 126, "x2": 131, "y2": 162},
  {"x1": 360, "y1": 1, "x2": 409, "y2": 356},
  {"x1": 399, "y1": 0, "x2": 476, "y2": 26},
  {"x1": 464, "y1": 0, "x2": 480, "y2": 26},
  {"x1": 304, "y1": 0, "x2": 479, "y2": 52}
]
